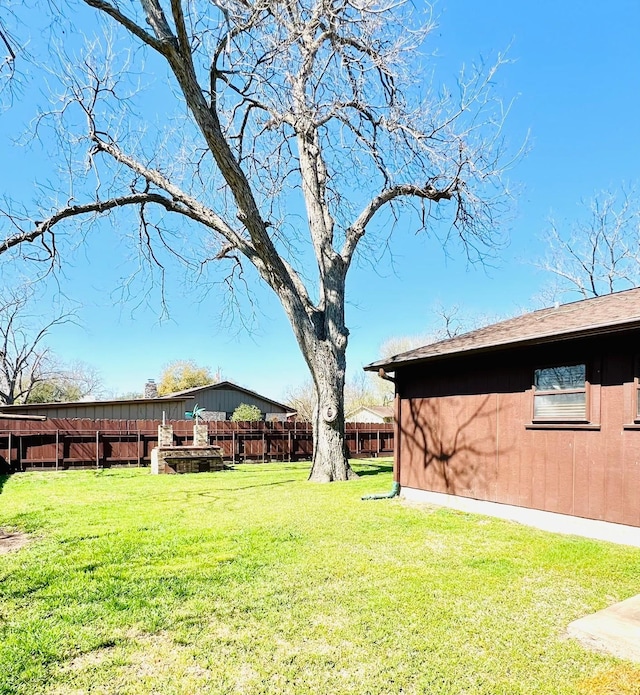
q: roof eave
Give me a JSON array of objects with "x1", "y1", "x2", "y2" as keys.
[
  {"x1": 365, "y1": 318, "x2": 640, "y2": 373},
  {"x1": 1, "y1": 395, "x2": 195, "y2": 410}
]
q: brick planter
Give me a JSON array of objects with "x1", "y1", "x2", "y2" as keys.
[{"x1": 150, "y1": 445, "x2": 224, "y2": 474}]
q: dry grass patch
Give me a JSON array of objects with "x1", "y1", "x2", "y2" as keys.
[
  {"x1": 52, "y1": 631, "x2": 215, "y2": 695},
  {"x1": 0, "y1": 528, "x2": 29, "y2": 554},
  {"x1": 577, "y1": 665, "x2": 640, "y2": 694}
]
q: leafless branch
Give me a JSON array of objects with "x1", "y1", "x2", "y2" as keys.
[
  {"x1": 0, "y1": 286, "x2": 77, "y2": 405},
  {"x1": 537, "y1": 189, "x2": 640, "y2": 300}
]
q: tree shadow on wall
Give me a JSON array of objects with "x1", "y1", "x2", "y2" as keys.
[{"x1": 403, "y1": 396, "x2": 513, "y2": 495}]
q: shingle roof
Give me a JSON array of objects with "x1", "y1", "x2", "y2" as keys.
[{"x1": 365, "y1": 287, "x2": 640, "y2": 372}]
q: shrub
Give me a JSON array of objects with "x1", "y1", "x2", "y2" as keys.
[{"x1": 230, "y1": 403, "x2": 262, "y2": 422}]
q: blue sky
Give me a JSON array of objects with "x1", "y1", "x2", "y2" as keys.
[{"x1": 1, "y1": 0, "x2": 639, "y2": 402}]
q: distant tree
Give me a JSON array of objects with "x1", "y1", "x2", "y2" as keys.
[
  {"x1": 0, "y1": 288, "x2": 77, "y2": 405},
  {"x1": 27, "y1": 379, "x2": 82, "y2": 404},
  {"x1": 114, "y1": 391, "x2": 144, "y2": 400},
  {"x1": 283, "y1": 381, "x2": 316, "y2": 423},
  {"x1": 537, "y1": 190, "x2": 640, "y2": 300},
  {"x1": 157, "y1": 360, "x2": 219, "y2": 395},
  {"x1": 286, "y1": 373, "x2": 381, "y2": 422},
  {"x1": 374, "y1": 304, "x2": 469, "y2": 394},
  {"x1": 378, "y1": 304, "x2": 467, "y2": 362},
  {"x1": 344, "y1": 371, "x2": 381, "y2": 412},
  {"x1": 230, "y1": 403, "x2": 262, "y2": 422},
  {"x1": 26, "y1": 361, "x2": 102, "y2": 403},
  {"x1": 0, "y1": 0, "x2": 516, "y2": 481}
]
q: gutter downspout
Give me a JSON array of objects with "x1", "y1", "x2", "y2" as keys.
[
  {"x1": 394, "y1": 388, "x2": 401, "y2": 489},
  {"x1": 361, "y1": 371, "x2": 401, "y2": 501},
  {"x1": 361, "y1": 480, "x2": 400, "y2": 501}
]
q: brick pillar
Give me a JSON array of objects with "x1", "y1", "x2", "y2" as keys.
[
  {"x1": 158, "y1": 424, "x2": 173, "y2": 447},
  {"x1": 193, "y1": 423, "x2": 208, "y2": 447}
]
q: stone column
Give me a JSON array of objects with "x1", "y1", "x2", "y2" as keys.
[
  {"x1": 158, "y1": 424, "x2": 173, "y2": 447},
  {"x1": 193, "y1": 423, "x2": 208, "y2": 447},
  {"x1": 152, "y1": 424, "x2": 174, "y2": 474}
]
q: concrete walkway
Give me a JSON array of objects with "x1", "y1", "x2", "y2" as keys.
[
  {"x1": 401, "y1": 487, "x2": 640, "y2": 548},
  {"x1": 567, "y1": 594, "x2": 640, "y2": 663},
  {"x1": 397, "y1": 489, "x2": 640, "y2": 663}
]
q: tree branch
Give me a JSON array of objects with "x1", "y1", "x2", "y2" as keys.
[
  {"x1": 83, "y1": 0, "x2": 168, "y2": 53},
  {"x1": 341, "y1": 182, "x2": 453, "y2": 267},
  {"x1": 1, "y1": 192, "x2": 215, "y2": 256}
]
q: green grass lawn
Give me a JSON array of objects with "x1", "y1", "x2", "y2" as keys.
[{"x1": 1, "y1": 461, "x2": 639, "y2": 695}]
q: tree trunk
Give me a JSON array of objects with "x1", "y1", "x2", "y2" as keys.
[{"x1": 307, "y1": 340, "x2": 358, "y2": 482}]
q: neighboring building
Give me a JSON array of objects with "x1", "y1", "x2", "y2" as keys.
[
  {"x1": 346, "y1": 405, "x2": 393, "y2": 423},
  {"x1": 1, "y1": 380, "x2": 295, "y2": 421},
  {"x1": 365, "y1": 288, "x2": 640, "y2": 530},
  {"x1": 159, "y1": 381, "x2": 295, "y2": 421},
  {"x1": 0, "y1": 395, "x2": 193, "y2": 421}
]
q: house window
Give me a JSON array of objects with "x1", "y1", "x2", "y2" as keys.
[{"x1": 533, "y1": 364, "x2": 587, "y2": 420}]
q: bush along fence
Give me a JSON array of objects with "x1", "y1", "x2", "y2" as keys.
[{"x1": 0, "y1": 418, "x2": 394, "y2": 472}]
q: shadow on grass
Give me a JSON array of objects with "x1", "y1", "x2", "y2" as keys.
[
  {"x1": 149, "y1": 479, "x2": 300, "y2": 502},
  {"x1": 206, "y1": 479, "x2": 299, "y2": 493},
  {"x1": 353, "y1": 461, "x2": 394, "y2": 477},
  {"x1": 0, "y1": 474, "x2": 8, "y2": 495}
]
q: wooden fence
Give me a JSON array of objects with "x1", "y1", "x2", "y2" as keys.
[{"x1": 0, "y1": 418, "x2": 394, "y2": 472}]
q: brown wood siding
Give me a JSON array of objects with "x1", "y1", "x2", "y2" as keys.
[{"x1": 396, "y1": 331, "x2": 640, "y2": 527}]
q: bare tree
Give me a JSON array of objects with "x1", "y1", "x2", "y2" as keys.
[
  {"x1": 284, "y1": 372, "x2": 384, "y2": 422},
  {"x1": 344, "y1": 371, "x2": 381, "y2": 412},
  {"x1": 286, "y1": 372, "x2": 383, "y2": 422},
  {"x1": 0, "y1": 0, "x2": 516, "y2": 480},
  {"x1": 0, "y1": 289, "x2": 75, "y2": 405},
  {"x1": 537, "y1": 190, "x2": 640, "y2": 300},
  {"x1": 27, "y1": 360, "x2": 103, "y2": 403},
  {"x1": 283, "y1": 380, "x2": 316, "y2": 422}
]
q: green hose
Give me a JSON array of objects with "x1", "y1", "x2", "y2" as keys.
[{"x1": 361, "y1": 481, "x2": 401, "y2": 501}]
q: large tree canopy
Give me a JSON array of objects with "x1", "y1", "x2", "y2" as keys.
[
  {"x1": 0, "y1": 0, "x2": 516, "y2": 480},
  {"x1": 157, "y1": 360, "x2": 218, "y2": 395}
]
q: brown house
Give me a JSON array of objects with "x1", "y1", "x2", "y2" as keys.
[{"x1": 366, "y1": 288, "x2": 640, "y2": 535}]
